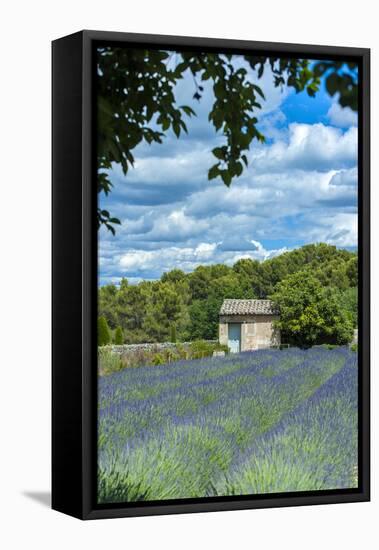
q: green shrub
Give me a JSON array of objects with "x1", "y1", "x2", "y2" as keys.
[
  {"x1": 98, "y1": 316, "x2": 111, "y2": 346},
  {"x1": 189, "y1": 340, "x2": 214, "y2": 359},
  {"x1": 213, "y1": 343, "x2": 230, "y2": 354},
  {"x1": 176, "y1": 344, "x2": 189, "y2": 360},
  {"x1": 152, "y1": 353, "x2": 165, "y2": 366},
  {"x1": 351, "y1": 343, "x2": 358, "y2": 352},
  {"x1": 114, "y1": 326, "x2": 124, "y2": 345},
  {"x1": 323, "y1": 344, "x2": 338, "y2": 350},
  {"x1": 120, "y1": 348, "x2": 150, "y2": 369},
  {"x1": 101, "y1": 340, "x2": 225, "y2": 371},
  {"x1": 165, "y1": 348, "x2": 180, "y2": 363},
  {"x1": 98, "y1": 348, "x2": 123, "y2": 375}
]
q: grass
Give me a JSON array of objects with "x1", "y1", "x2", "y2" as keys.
[{"x1": 97, "y1": 346, "x2": 358, "y2": 503}]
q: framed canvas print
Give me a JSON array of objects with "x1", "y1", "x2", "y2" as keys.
[{"x1": 52, "y1": 30, "x2": 370, "y2": 519}]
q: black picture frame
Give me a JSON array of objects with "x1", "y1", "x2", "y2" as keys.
[{"x1": 52, "y1": 30, "x2": 370, "y2": 520}]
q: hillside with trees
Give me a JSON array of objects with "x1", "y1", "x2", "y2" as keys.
[{"x1": 98, "y1": 243, "x2": 357, "y2": 347}]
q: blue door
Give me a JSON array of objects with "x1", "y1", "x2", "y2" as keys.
[{"x1": 228, "y1": 323, "x2": 241, "y2": 353}]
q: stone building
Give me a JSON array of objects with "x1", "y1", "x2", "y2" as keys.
[{"x1": 219, "y1": 299, "x2": 281, "y2": 353}]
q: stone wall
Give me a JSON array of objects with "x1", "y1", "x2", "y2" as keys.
[{"x1": 103, "y1": 340, "x2": 218, "y2": 355}]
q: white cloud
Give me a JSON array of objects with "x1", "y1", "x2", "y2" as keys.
[
  {"x1": 144, "y1": 210, "x2": 210, "y2": 242},
  {"x1": 194, "y1": 242, "x2": 217, "y2": 260},
  {"x1": 257, "y1": 110, "x2": 287, "y2": 140},
  {"x1": 251, "y1": 123, "x2": 357, "y2": 172},
  {"x1": 186, "y1": 166, "x2": 356, "y2": 222},
  {"x1": 117, "y1": 240, "x2": 288, "y2": 278},
  {"x1": 131, "y1": 149, "x2": 211, "y2": 185},
  {"x1": 327, "y1": 102, "x2": 358, "y2": 128},
  {"x1": 329, "y1": 167, "x2": 357, "y2": 187},
  {"x1": 303, "y1": 212, "x2": 358, "y2": 248},
  {"x1": 119, "y1": 243, "x2": 218, "y2": 275}
]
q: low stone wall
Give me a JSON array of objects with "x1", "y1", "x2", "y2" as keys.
[{"x1": 102, "y1": 341, "x2": 218, "y2": 355}]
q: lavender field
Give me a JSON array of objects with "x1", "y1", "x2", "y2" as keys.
[{"x1": 98, "y1": 346, "x2": 358, "y2": 503}]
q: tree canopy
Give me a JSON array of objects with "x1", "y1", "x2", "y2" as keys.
[
  {"x1": 270, "y1": 271, "x2": 354, "y2": 347},
  {"x1": 97, "y1": 48, "x2": 358, "y2": 233}
]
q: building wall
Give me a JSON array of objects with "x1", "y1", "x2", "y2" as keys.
[{"x1": 219, "y1": 315, "x2": 281, "y2": 351}]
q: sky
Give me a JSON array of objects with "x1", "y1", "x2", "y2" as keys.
[{"x1": 98, "y1": 54, "x2": 358, "y2": 286}]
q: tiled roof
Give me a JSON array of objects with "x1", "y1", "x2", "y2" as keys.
[{"x1": 219, "y1": 299, "x2": 279, "y2": 316}]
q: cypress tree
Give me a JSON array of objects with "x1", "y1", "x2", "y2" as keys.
[
  {"x1": 170, "y1": 323, "x2": 177, "y2": 343},
  {"x1": 98, "y1": 316, "x2": 111, "y2": 346},
  {"x1": 114, "y1": 326, "x2": 124, "y2": 345}
]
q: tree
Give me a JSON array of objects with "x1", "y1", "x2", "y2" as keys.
[
  {"x1": 98, "y1": 316, "x2": 111, "y2": 346},
  {"x1": 189, "y1": 271, "x2": 253, "y2": 340},
  {"x1": 270, "y1": 271, "x2": 354, "y2": 347},
  {"x1": 188, "y1": 266, "x2": 214, "y2": 301},
  {"x1": 170, "y1": 324, "x2": 177, "y2": 343},
  {"x1": 97, "y1": 48, "x2": 358, "y2": 233},
  {"x1": 98, "y1": 284, "x2": 118, "y2": 328},
  {"x1": 116, "y1": 283, "x2": 148, "y2": 332},
  {"x1": 337, "y1": 286, "x2": 358, "y2": 328},
  {"x1": 319, "y1": 287, "x2": 355, "y2": 344},
  {"x1": 161, "y1": 269, "x2": 186, "y2": 284},
  {"x1": 189, "y1": 298, "x2": 221, "y2": 341},
  {"x1": 346, "y1": 256, "x2": 358, "y2": 287},
  {"x1": 232, "y1": 243, "x2": 355, "y2": 297},
  {"x1": 311, "y1": 258, "x2": 351, "y2": 290},
  {"x1": 233, "y1": 257, "x2": 271, "y2": 298},
  {"x1": 114, "y1": 326, "x2": 124, "y2": 345},
  {"x1": 143, "y1": 282, "x2": 187, "y2": 342}
]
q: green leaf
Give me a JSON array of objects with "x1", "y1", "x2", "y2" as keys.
[
  {"x1": 212, "y1": 147, "x2": 226, "y2": 160},
  {"x1": 179, "y1": 119, "x2": 188, "y2": 133},
  {"x1": 326, "y1": 73, "x2": 339, "y2": 96},
  {"x1": 161, "y1": 118, "x2": 170, "y2": 131},
  {"x1": 98, "y1": 96, "x2": 113, "y2": 117},
  {"x1": 208, "y1": 164, "x2": 220, "y2": 180},
  {"x1": 156, "y1": 51, "x2": 169, "y2": 61},
  {"x1": 109, "y1": 140, "x2": 121, "y2": 163},
  {"x1": 125, "y1": 150, "x2": 135, "y2": 165},
  {"x1": 221, "y1": 170, "x2": 232, "y2": 186},
  {"x1": 252, "y1": 84, "x2": 265, "y2": 99},
  {"x1": 106, "y1": 224, "x2": 115, "y2": 236},
  {"x1": 174, "y1": 61, "x2": 189, "y2": 76},
  {"x1": 181, "y1": 105, "x2": 196, "y2": 117},
  {"x1": 235, "y1": 161, "x2": 243, "y2": 177},
  {"x1": 172, "y1": 121, "x2": 181, "y2": 138}
]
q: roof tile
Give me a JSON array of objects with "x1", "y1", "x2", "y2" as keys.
[{"x1": 219, "y1": 299, "x2": 279, "y2": 316}]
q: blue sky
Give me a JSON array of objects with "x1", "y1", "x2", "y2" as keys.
[{"x1": 99, "y1": 55, "x2": 358, "y2": 286}]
